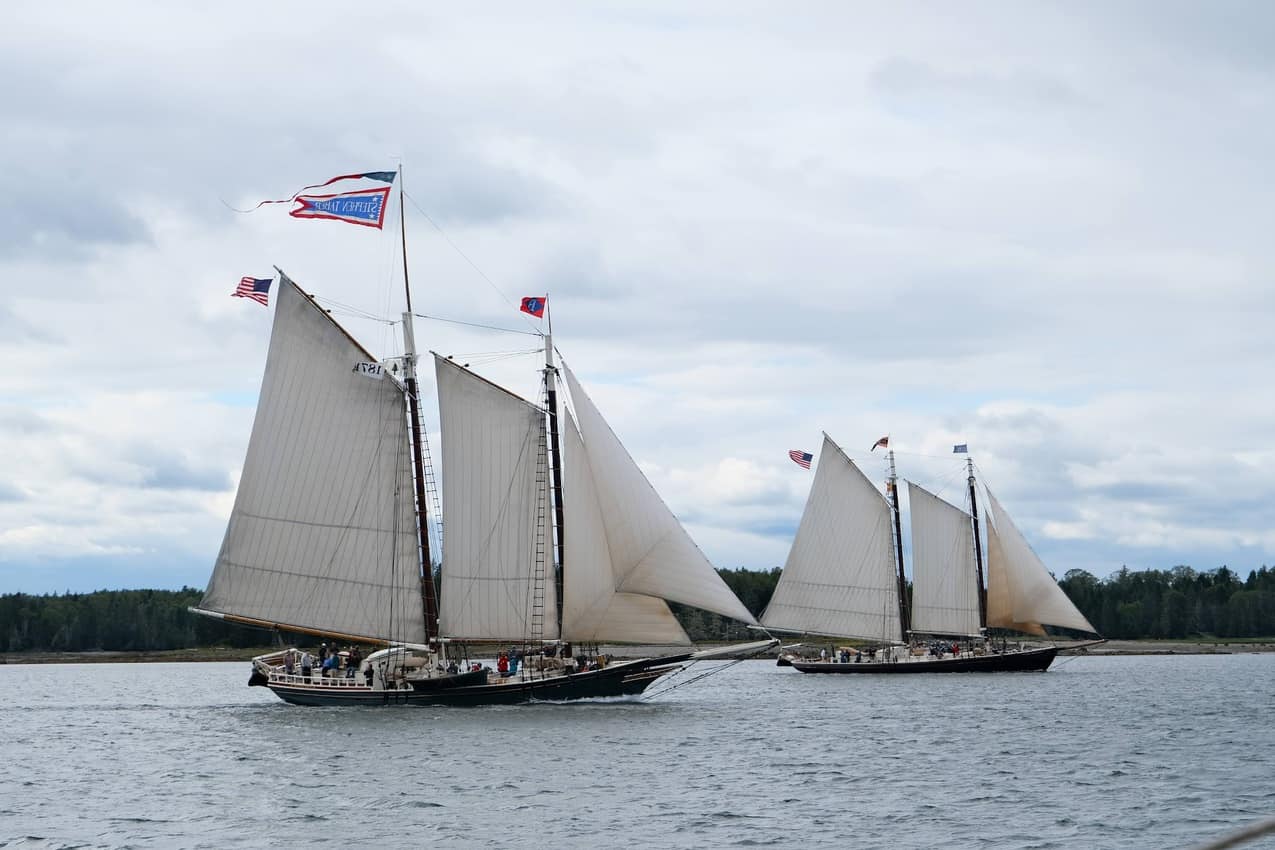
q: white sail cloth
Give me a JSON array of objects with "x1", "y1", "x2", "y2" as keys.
[
  {"x1": 200, "y1": 276, "x2": 427, "y2": 643},
  {"x1": 984, "y1": 488, "x2": 1097, "y2": 635},
  {"x1": 561, "y1": 411, "x2": 690, "y2": 644},
  {"x1": 435, "y1": 356, "x2": 558, "y2": 641},
  {"x1": 761, "y1": 433, "x2": 902, "y2": 642},
  {"x1": 907, "y1": 482, "x2": 982, "y2": 637},
  {"x1": 561, "y1": 363, "x2": 757, "y2": 626}
]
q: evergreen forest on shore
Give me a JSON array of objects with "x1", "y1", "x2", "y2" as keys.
[{"x1": 1, "y1": 564, "x2": 1272, "y2": 653}]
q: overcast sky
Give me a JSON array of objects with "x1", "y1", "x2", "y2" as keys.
[{"x1": 3, "y1": 2, "x2": 1273, "y2": 594}]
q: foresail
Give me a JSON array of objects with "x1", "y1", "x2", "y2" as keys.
[
  {"x1": 561, "y1": 410, "x2": 690, "y2": 645},
  {"x1": 908, "y1": 482, "x2": 982, "y2": 636},
  {"x1": 200, "y1": 276, "x2": 427, "y2": 644},
  {"x1": 435, "y1": 356, "x2": 558, "y2": 642},
  {"x1": 984, "y1": 488, "x2": 1097, "y2": 635},
  {"x1": 760, "y1": 433, "x2": 902, "y2": 642},
  {"x1": 561, "y1": 363, "x2": 757, "y2": 626}
]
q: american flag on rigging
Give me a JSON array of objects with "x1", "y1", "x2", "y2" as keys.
[
  {"x1": 232, "y1": 276, "x2": 273, "y2": 306},
  {"x1": 788, "y1": 449, "x2": 813, "y2": 469}
]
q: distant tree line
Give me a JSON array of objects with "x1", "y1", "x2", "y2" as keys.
[
  {"x1": 671, "y1": 567, "x2": 783, "y2": 641},
  {"x1": 2, "y1": 564, "x2": 1272, "y2": 652},
  {"x1": 684, "y1": 565, "x2": 1275, "y2": 641},
  {"x1": 1059, "y1": 565, "x2": 1275, "y2": 640},
  {"x1": 0, "y1": 588, "x2": 266, "y2": 652}
]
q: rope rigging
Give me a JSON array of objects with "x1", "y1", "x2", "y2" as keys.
[
  {"x1": 401, "y1": 189, "x2": 544, "y2": 335},
  {"x1": 413, "y1": 311, "x2": 542, "y2": 337},
  {"x1": 640, "y1": 657, "x2": 747, "y2": 702}
]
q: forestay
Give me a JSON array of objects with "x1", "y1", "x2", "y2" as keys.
[
  {"x1": 200, "y1": 276, "x2": 427, "y2": 644},
  {"x1": 907, "y1": 482, "x2": 982, "y2": 637},
  {"x1": 761, "y1": 433, "x2": 902, "y2": 642},
  {"x1": 984, "y1": 488, "x2": 1097, "y2": 635},
  {"x1": 561, "y1": 411, "x2": 690, "y2": 644},
  {"x1": 561, "y1": 363, "x2": 757, "y2": 626},
  {"x1": 435, "y1": 356, "x2": 558, "y2": 641}
]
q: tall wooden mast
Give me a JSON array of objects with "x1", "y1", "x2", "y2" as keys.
[
  {"x1": 966, "y1": 456, "x2": 988, "y2": 629},
  {"x1": 886, "y1": 449, "x2": 911, "y2": 638},
  {"x1": 397, "y1": 165, "x2": 440, "y2": 643},
  {"x1": 543, "y1": 322, "x2": 567, "y2": 637}
]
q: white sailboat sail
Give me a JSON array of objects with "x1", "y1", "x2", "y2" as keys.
[
  {"x1": 434, "y1": 356, "x2": 558, "y2": 641},
  {"x1": 984, "y1": 487, "x2": 1096, "y2": 635},
  {"x1": 561, "y1": 363, "x2": 758, "y2": 626},
  {"x1": 761, "y1": 433, "x2": 902, "y2": 642},
  {"x1": 561, "y1": 410, "x2": 691, "y2": 644},
  {"x1": 199, "y1": 276, "x2": 427, "y2": 643},
  {"x1": 907, "y1": 482, "x2": 982, "y2": 637}
]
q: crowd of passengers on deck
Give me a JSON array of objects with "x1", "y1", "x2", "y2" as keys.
[
  {"x1": 278, "y1": 640, "x2": 609, "y2": 686},
  {"x1": 280, "y1": 643, "x2": 365, "y2": 682},
  {"x1": 817, "y1": 640, "x2": 971, "y2": 663}
]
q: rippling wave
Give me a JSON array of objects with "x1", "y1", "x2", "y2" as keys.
[{"x1": 2, "y1": 656, "x2": 1273, "y2": 848}]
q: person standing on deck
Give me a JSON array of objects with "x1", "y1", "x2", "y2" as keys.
[
  {"x1": 300, "y1": 650, "x2": 313, "y2": 680},
  {"x1": 347, "y1": 646, "x2": 361, "y2": 678}
]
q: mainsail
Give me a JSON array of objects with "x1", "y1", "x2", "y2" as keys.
[
  {"x1": 561, "y1": 411, "x2": 690, "y2": 644},
  {"x1": 561, "y1": 363, "x2": 757, "y2": 626},
  {"x1": 907, "y1": 482, "x2": 981, "y2": 637},
  {"x1": 199, "y1": 276, "x2": 427, "y2": 643},
  {"x1": 761, "y1": 433, "x2": 902, "y2": 642},
  {"x1": 434, "y1": 356, "x2": 558, "y2": 642},
  {"x1": 984, "y1": 487, "x2": 1096, "y2": 635}
]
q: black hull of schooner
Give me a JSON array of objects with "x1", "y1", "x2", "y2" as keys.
[
  {"x1": 785, "y1": 645, "x2": 1058, "y2": 674},
  {"x1": 252, "y1": 654, "x2": 692, "y2": 707}
]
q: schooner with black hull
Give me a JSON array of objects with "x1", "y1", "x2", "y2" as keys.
[
  {"x1": 763, "y1": 434, "x2": 1099, "y2": 674},
  {"x1": 191, "y1": 173, "x2": 773, "y2": 706}
]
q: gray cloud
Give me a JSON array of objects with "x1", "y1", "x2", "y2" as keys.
[
  {"x1": 0, "y1": 187, "x2": 149, "y2": 260},
  {"x1": 1, "y1": 2, "x2": 1273, "y2": 592},
  {"x1": 140, "y1": 458, "x2": 232, "y2": 493},
  {"x1": 0, "y1": 406, "x2": 54, "y2": 434},
  {"x1": 868, "y1": 57, "x2": 1086, "y2": 110},
  {"x1": 0, "y1": 306, "x2": 60, "y2": 345},
  {"x1": 404, "y1": 161, "x2": 558, "y2": 226}
]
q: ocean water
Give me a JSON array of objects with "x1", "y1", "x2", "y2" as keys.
[{"x1": 1, "y1": 654, "x2": 1272, "y2": 849}]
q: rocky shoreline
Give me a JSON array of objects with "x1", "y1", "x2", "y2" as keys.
[
  {"x1": 3, "y1": 638, "x2": 1273, "y2": 665},
  {"x1": 1067, "y1": 639, "x2": 1275, "y2": 656}
]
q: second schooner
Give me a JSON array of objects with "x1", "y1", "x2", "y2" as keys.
[{"x1": 763, "y1": 433, "x2": 1100, "y2": 673}]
